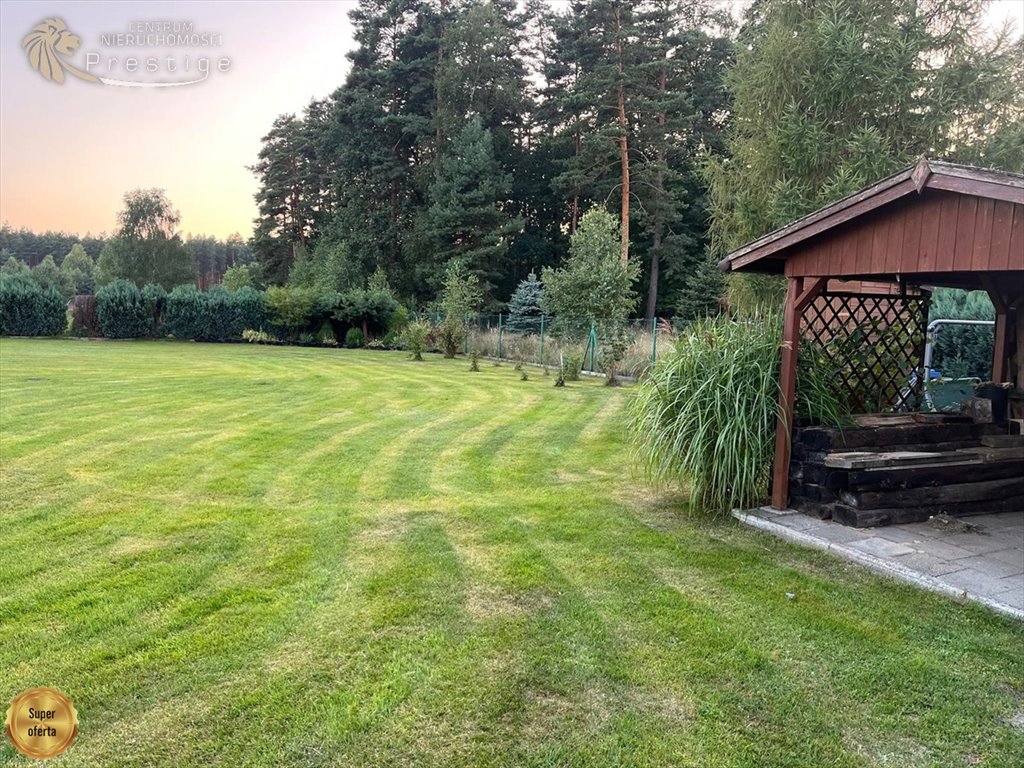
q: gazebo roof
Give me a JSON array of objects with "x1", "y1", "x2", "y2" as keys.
[{"x1": 720, "y1": 157, "x2": 1024, "y2": 275}]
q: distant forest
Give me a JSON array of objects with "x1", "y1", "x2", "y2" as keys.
[{"x1": 0, "y1": 226, "x2": 254, "y2": 288}]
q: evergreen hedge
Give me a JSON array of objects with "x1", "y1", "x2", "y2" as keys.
[
  {"x1": 164, "y1": 285, "x2": 268, "y2": 341},
  {"x1": 0, "y1": 275, "x2": 67, "y2": 336},
  {"x1": 163, "y1": 285, "x2": 206, "y2": 339},
  {"x1": 97, "y1": 279, "x2": 151, "y2": 338}
]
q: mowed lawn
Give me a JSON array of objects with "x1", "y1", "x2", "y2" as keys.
[{"x1": 1, "y1": 339, "x2": 1022, "y2": 768}]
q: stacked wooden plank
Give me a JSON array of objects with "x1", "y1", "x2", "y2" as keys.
[{"x1": 788, "y1": 415, "x2": 1024, "y2": 527}]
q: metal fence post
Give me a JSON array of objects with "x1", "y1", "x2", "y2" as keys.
[
  {"x1": 588, "y1": 322, "x2": 597, "y2": 373},
  {"x1": 539, "y1": 314, "x2": 546, "y2": 368},
  {"x1": 497, "y1": 313, "x2": 503, "y2": 360}
]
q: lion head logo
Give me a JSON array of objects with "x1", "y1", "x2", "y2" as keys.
[{"x1": 22, "y1": 18, "x2": 97, "y2": 84}]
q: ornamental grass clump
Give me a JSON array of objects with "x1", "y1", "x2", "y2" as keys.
[{"x1": 628, "y1": 313, "x2": 846, "y2": 516}]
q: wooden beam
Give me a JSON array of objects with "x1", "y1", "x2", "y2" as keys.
[
  {"x1": 795, "y1": 277, "x2": 829, "y2": 313},
  {"x1": 982, "y1": 276, "x2": 1011, "y2": 383},
  {"x1": 993, "y1": 311, "x2": 1009, "y2": 383},
  {"x1": 925, "y1": 175, "x2": 1024, "y2": 205},
  {"x1": 771, "y1": 277, "x2": 809, "y2": 510},
  {"x1": 981, "y1": 275, "x2": 1009, "y2": 313}
]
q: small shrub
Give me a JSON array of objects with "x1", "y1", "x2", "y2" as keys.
[
  {"x1": 299, "y1": 332, "x2": 317, "y2": 344},
  {"x1": 469, "y1": 349, "x2": 480, "y2": 371},
  {"x1": 436, "y1": 316, "x2": 467, "y2": 358},
  {"x1": 561, "y1": 347, "x2": 584, "y2": 381},
  {"x1": 598, "y1": 324, "x2": 630, "y2": 385},
  {"x1": 243, "y1": 328, "x2": 273, "y2": 343},
  {"x1": 96, "y1": 279, "x2": 150, "y2": 338},
  {"x1": 520, "y1": 367, "x2": 529, "y2": 381},
  {"x1": 345, "y1": 327, "x2": 365, "y2": 348},
  {"x1": 0, "y1": 275, "x2": 66, "y2": 336},
  {"x1": 400, "y1": 319, "x2": 431, "y2": 361}
]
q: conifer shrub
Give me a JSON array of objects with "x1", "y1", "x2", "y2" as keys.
[
  {"x1": 0, "y1": 275, "x2": 66, "y2": 336},
  {"x1": 141, "y1": 283, "x2": 167, "y2": 333},
  {"x1": 345, "y1": 327, "x2": 365, "y2": 348},
  {"x1": 507, "y1": 271, "x2": 544, "y2": 332},
  {"x1": 163, "y1": 285, "x2": 206, "y2": 340},
  {"x1": 97, "y1": 279, "x2": 150, "y2": 338},
  {"x1": 231, "y1": 287, "x2": 268, "y2": 338}
]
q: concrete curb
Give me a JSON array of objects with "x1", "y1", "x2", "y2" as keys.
[{"x1": 732, "y1": 508, "x2": 1024, "y2": 621}]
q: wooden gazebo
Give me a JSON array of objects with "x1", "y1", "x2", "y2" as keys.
[{"x1": 721, "y1": 158, "x2": 1024, "y2": 512}]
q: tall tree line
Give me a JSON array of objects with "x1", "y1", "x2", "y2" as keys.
[
  {"x1": 250, "y1": 0, "x2": 1022, "y2": 315},
  {"x1": 250, "y1": 0, "x2": 732, "y2": 315}
]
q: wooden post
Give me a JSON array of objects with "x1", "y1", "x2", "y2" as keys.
[
  {"x1": 982, "y1": 277, "x2": 1010, "y2": 383},
  {"x1": 993, "y1": 311, "x2": 1009, "y2": 383},
  {"x1": 771, "y1": 278, "x2": 803, "y2": 510},
  {"x1": 770, "y1": 276, "x2": 827, "y2": 511}
]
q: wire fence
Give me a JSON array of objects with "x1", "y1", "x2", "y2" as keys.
[{"x1": 414, "y1": 312, "x2": 675, "y2": 378}]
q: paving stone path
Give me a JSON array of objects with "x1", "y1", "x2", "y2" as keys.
[{"x1": 734, "y1": 508, "x2": 1024, "y2": 619}]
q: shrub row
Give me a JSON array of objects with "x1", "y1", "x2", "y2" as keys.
[
  {"x1": 0, "y1": 275, "x2": 66, "y2": 336},
  {"x1": 4, "y1": 279, "x2": 402, "y2": 346},
  {"x1": 92, "y1": 281, "x2": 270, "y2": 340},
  {"x1": 163, "y1": 285, "x2": 267, "y2": 341}
]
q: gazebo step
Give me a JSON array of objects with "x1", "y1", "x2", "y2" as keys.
[
  {"x1": 798, "y1": 422, "x2": 1009, "y2": 451},
  {"x1": 823, "y1": 451, "x2": 974, "y2": 469},
  {"x1": 827, "y1": 493, "x2": 1024, "y2": 528}
]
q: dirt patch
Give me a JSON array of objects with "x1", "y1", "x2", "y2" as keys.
[
  {"x1": 462, "y1": 585, "x2": 553, "y2": 622},
  {"x1": 109, "y1": 536, "x2": 168, "y2": 557}
]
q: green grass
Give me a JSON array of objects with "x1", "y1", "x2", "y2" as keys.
[{"x1": 1, "y1": 339, "x2": 1022, "y2": 768}]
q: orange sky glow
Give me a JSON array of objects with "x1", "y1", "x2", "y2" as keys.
[{"x1": 0, "y1": 0, "x2": 1020, "y2": 241}]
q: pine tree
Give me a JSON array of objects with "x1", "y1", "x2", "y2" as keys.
[
  {"x1": 1, "y1": 255, "x2": 30, "y2": 277},
  {"x1": 632, "y1": 1, "x2": 731, "y2": 319},
  {"x1": 424, "y1": 116, "x2": 523, "y2": 301},
  {"x1": 249, "y1": 102, "x2": 330, "y2": 284},
  {"x1": 60, "y1": 243, "x2": 95, "y2": 295},
  {"x1": 326, "y1": 0, "x2": 444, "y2": 296},
  {"x1": 675, "y1": 254, "x2": 725, "y2": 322},
  {"x1": 506, "y1": 271, "x2": 544, "y2": 332},
  {"x1": 32, "y1": 254, "x2": 65, "y2": 296}
]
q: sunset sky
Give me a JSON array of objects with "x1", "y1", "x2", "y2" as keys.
[{"x1": 0, "y1": 0, "x2": 1021, "y2": 241}]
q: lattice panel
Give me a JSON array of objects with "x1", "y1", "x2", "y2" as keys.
[{"x1": 801, "y1": 291, "x2": 930, "y2": 413}]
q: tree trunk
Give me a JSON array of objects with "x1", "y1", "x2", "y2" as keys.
[
  {"x1": 645, "y1": 65, "x2": 668, "y2": 321},
  {"x1": 614, "y1": 4, "x2": 629, "y2": 264},
  {"x1": 571, "y1": 130, "x2": 581, "y2": 234},
  {"x1": 435, "y1": 0, "x2": 447, "y2": 150}
]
